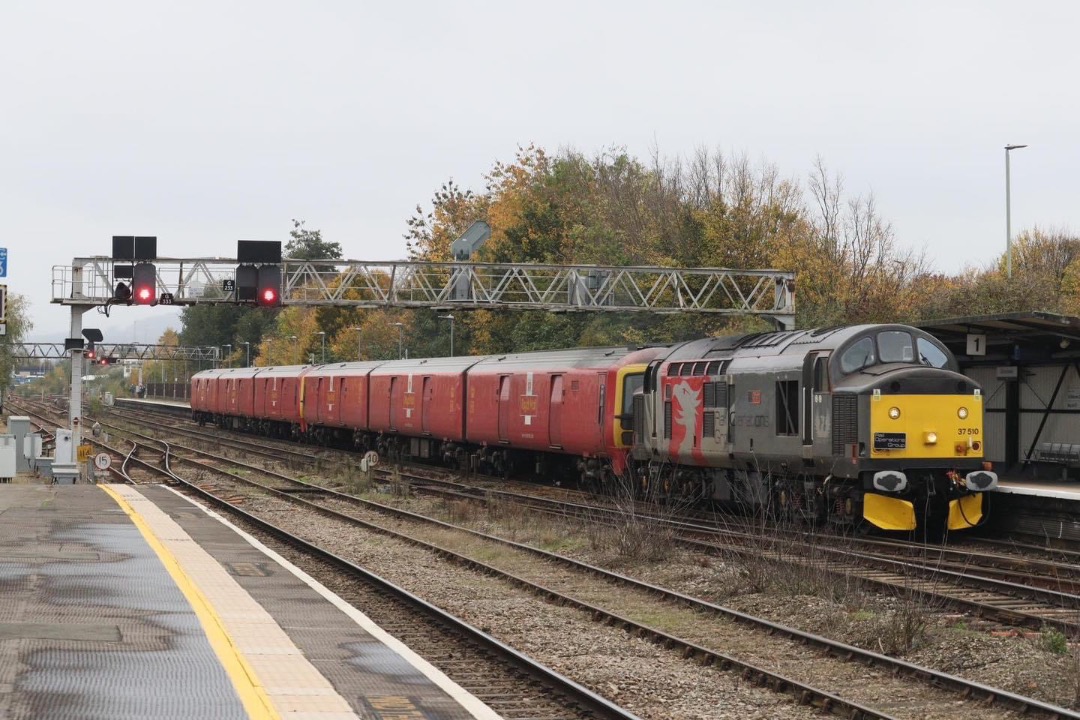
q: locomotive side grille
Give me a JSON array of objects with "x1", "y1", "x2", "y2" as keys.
[
  {"x1": 702, "y1": 411, "x2": 716, "y2": 438},
  {"x1": 703, "y1": 381, "x2": 729, "y2": 409},
  {"x1": 832, "y1": 394, "x2": 858, "y2": 455},
  {"x1": 664, "y1": 401, "x2": 673, "y2": 439}
]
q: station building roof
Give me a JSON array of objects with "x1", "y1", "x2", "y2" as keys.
[{"x1": 916, "y1": 311, "x2": 1080, "y2": 364}]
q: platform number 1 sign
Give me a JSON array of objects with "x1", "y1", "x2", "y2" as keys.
[{"x1": 966, "y1": 334, "x2": 987, "y2": 357}]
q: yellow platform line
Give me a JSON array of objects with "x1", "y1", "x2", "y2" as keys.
[{"x1": 100, "y1": 484, "x2": 280, "y2": 720}]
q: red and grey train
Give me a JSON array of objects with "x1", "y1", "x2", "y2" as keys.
[{"x1": 191, "y1": 324, "x2": 997, "y2": 532}]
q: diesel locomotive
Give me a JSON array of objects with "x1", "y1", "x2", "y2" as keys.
[
  {"x1": 631, "y1": 324, "x2": 997, "y2": 532},
  {"x1": 190, "y1": 323, "x2": 995, "y2": 534}
]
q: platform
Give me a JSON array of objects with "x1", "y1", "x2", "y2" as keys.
[
  {"x1": 0, "y1": 483, "x2": 498, "y2": 720},
  {"x1": 994, "y1": 478, "x2": 1080, "y2": 501}
]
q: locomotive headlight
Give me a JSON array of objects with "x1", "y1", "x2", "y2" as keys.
[
  {"x1": 888, "y1": 407, "x2": 901, "y2": 420},
  {"x1": 957, "y1": 407, "x2": 969, "y2": 420},
  {"x1": 924, "y1": 431, "x2": 938, "y2": 445}
]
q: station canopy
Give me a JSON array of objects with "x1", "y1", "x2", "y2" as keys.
[{"x1": 917, "y1": 311, "x2": 1080, "y2": 363}]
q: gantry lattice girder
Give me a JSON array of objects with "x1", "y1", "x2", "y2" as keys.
[
  {"x1": 51, "y1": 257, "x2": 795, "y2": 326},
  {"x1": 11, "y1": 344, "x2": 221, "y2": 361}
]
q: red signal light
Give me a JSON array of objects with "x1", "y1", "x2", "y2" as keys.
[
  {"x1": 132, "y1": 263, "x2": 157, "y2": 305},
  {"x1": 256, "y1": 265, "x2": 282, "y2": 307}
]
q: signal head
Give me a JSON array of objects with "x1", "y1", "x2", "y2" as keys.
[
  {"x1": 132, "y1": 263, "x2": 157, "y2": 305},
  {"x1": 256, "y1": 265, "x2": 282, "y2": 307}
]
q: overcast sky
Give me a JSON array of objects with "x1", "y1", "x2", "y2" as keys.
[{"x1": 4, "y1": 1, "x2": 1077, "y2": 343}]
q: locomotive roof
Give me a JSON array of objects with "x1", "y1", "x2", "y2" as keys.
[{"x1": 662, "y1": 324, "x2": 910, "y2": 361}]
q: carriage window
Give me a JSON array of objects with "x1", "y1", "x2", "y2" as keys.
[
  {"x1": 916, "y1": 338, "x2": 949, "y2": 368},
  {"x1": 878, "y1": 331, "x2": 914, "y2": 363},
  {"x1": 840, "y1": 337, "x2": 876, "y2": 373},
  {"x1": 623, "y1": 373, "x2": 644, "y2": 414}
]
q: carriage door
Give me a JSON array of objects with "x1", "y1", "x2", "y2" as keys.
[
  {"x1": 421, "y1": 377, "x2": 432, "y2": 434},
  {"x1": 389, "y1": 376, "x2": 399, "y2": 430},
  {"x1": 549, "y1": 375, "x2": 564, "y2": 448},
  {"x1": 497, "y1": 375, "x2": 511, "y2": 442}
]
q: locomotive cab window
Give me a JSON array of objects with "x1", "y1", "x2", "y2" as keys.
[
  {"x1": 839, "y1": 337, "x2": 876, "y2": 373},
  {"x1": 917, "y1": 337, "x2": 949, "y2": 368},
  {"x1": 877, "y1": 331, "x2": 914, "y2": 363}
]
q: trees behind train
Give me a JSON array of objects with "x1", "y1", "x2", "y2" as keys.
[{"x1": 177, "y1": 144, "x2": 1080, "y2": 365}]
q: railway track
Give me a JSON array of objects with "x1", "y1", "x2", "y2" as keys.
[
  {"x1": 104, "y1": 437, "x2": 652, "y2": 720},
  {"x1": 92, "y1": 399, "x2": 1080, "y2": 635},
  {"x1": 83, "y1": 412, "x2": 1080, "y2": 719}
]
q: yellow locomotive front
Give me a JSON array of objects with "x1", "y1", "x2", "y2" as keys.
[
  {"x1": 830, "y1": 327, "x2": 998, "y2": 534},
  {"x1": 865, "y1": 389, "x2": 994, "y2": 531}
]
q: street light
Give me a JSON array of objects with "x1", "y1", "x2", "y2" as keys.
[
  {"x1": 242, "y1": 341, "x2": 250, "y2": 368},
  {"x1": 438, "y1": 314, "x2": 455, "y2": 356},
  {"x1": 1005, "y1": 143, "x2": 1028, "y2": 279},
  {"x1": 350, "y1": 327, "x2": 363, "y2": 361},
  {"x1": 390, "y1": 322, "x2": 404, "y2": 359},
  {"x1": 222, "y1": 344, "x2": 232, "y2": 368},
  {"x1": 317, "y1": 331, "x2": 326, "y2": 363},
  {"x1": 289, "y1": 335, "x2": 298, "y2": 364}
]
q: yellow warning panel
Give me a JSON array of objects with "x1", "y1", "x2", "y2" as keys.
[
  {"x1": 863, "y1": 493, "x2": 916, "y2": 531},
  {"x1": 77, "y1": 443, "x2": 93, "y2": 463},
  {"x1": 947, "y1": 493, "x2": 984, "y2": 530}
]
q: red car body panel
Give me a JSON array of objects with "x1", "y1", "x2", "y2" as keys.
[
  {"x1": 251, "y1": 366, "x2": 308, "y2": 424},
  {"x1": 464, "y1": 347, "x2": 650, "y2": 458},
  {"x1": 191, "y1": 344, "x2": 667, "y2": 476},
  {"x1": 367, "y1": 357, "x2": 478, "y2": 440},
  {"x1": 301, "y1": 362, "x2": 382, "y2": 430}
]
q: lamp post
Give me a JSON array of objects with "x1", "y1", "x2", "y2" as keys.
[
  {"x1": 438, "y1": 314, "x2": 455, "y2": 356},
  {"x1": 317, "y1": 331, "x2": 326, "y2": 363},
  {"x1": 266, "y1": 338, "x2": 273, "y2": 366},
  {"x1": 350, "y1": 327, "x2": 363, "y2": 361},
  {"x1": 222, "y1": 344, "x2": 232, "y2": 368},
  {"x1": 242, "y1": 341, "x2": 250, "y2": 368},
  {"x1": 1005, "y1": 143, "x2": 1028, "y2": 279},
  {"x1": 289, "y1": 335, "x2": 298, "y2": 364},
  {"x1": 390, "y1": 322, "x2": 404, "y2": 359}
]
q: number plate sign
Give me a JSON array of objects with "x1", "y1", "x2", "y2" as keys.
[
  {"x1": 873, "y1": 432, "x2": 907, "y2": 450},
  {"x1": 966, "y1": 334, "x2": 987, "y2": 356}
]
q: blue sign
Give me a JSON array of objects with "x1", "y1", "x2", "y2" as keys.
[{"x1": 0, "y1": 248, "x2": 6, "y2": 277}]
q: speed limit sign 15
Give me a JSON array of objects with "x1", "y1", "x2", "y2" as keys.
[{"x1": 93, "y1": 453, "x2": 112, "y2": 470}]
